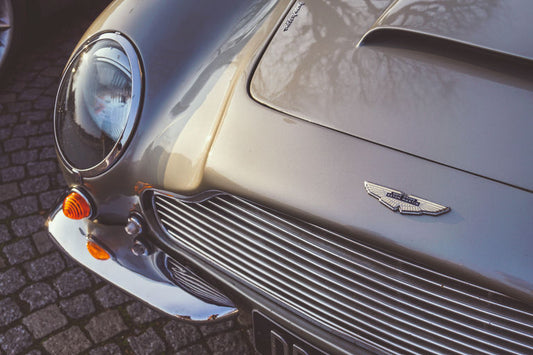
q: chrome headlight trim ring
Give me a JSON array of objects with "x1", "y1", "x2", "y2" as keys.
[{"x1": 54, "y1": 32, "x2": 143, "y2": 177}]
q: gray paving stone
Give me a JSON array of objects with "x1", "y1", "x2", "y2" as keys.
[
  {"x1": 0, "y1": 182, "x2": 21, "y2": 202},
  {"x1": 22, "y1": 304, "x2": 68, "y2": 339},
  {"x1": 89, "y1": 343, "x2": 122, "y2": 355},
  {"x1": 29, "y1": 58, "x2": 52, "y2": 71},
  {"x1": 10, "y1": 196, "x2": 38, "y2": 216},
  {"x1": 0, "y1": 93, "x2": 16, "y2": 103},
  {"x1": 54, "y1": 172, "x2": 66, "y2": 188},
  {"x1": 85, "y1": 310, "x2": 127, "y2": 343},
  {"x1": 17, "y1": 71, "x2": 37, "y2": 82},
  {"x1": 39, "y1": 147, "x2": 56, "y2": 160},
  {"x1": 175, "y1": 344, "x2": 210, "y2": 355},
  {"x1": 126, "y1": 302, "x2": 161, "y2": 325},
  {"x1": 7, "y1": 80, "x2": 25, "y2": 93},
  {"x1": 199, "y1": 318, "x2": 236, "y2": 337},
  {"x1": 41, "y1": 66, "x2": 63, "y2": 78},
  {"x1": 7, "y1": 101, "x2": 32, "y2": 113},
  {"x1": 20, "y1": 283, "x2": 58, "y2": 311},
  {"x1": 163, "y1": 320, "x2": 202, "y2": 351},
  {"x1": 54, "y1": 267, "x2": 92, "y2": 297},
  {"x1": 18, "y1": 88, "x2": 43, "y2": 102},
  {"x1": 0, "y1": 203, "x2": 11, "y2": 219},
  {"x1": 42, "y1": 326, "x2": 92, "y2": 355},
  {"x1": 0, "y1": 224, "x2": 11, "y2": 243},
  {"x1": 10, "y1": 149, "x2": 39, "y2": 165},
  {"x1": 64, "y1": 254, "x2": 78, "y2": 268},
  {"x1": 20, "y1": 111, "x2": 48, "y2": 122},
  {"x1": 0, "y1": 298, "x2": 22, "y2": 326},
  {"x1": 11, "y1": 215, "x2": 45, "y2": 237},
  {"x1": 60, "y1": 293, "x2": 95, "y2": 319},
  {"x1": 28, "y1": 135, "x2": 54, "y2": 149},
  {"x1": 38, "y1": 121, "x2": 54, "y2": 134},
  {"x1": 0, "y1": 325, "x2": 32, "y2": 355},
  {"x1": 0, "y1": 154, "x2": 9, "y2": 169},
  {"x1": 0, "y1": 268, "x2": 27, "y2": 296},
  {"x1": 20, "y1": 176, "x2": 50, "y2": 194},
  {"x1": 90, "y1": 273, "x2": 104, "y2": 285},
  {"x1": 12, "y1": 123, "x2": 40, "y2": 137},
  {"x1": 127, "y1": 328, "x2": 166, "y2": 355},
  {"x1": 33, "y1": 97, "x2": 55, "y2": 110},
  {"x1": 39, "y1": 189, "x2": 64, "y2": 210},
  {"x1": 32, "y1": 231, "x2": 56, "y2": 254},
  {"x1": 44, "y1": 84, "x2": 59, "y2": 96},
  {"x1": 1, "y1": 166, "x2": 25, "y2": 182},
  {"x1": 0, "y1": 127, "x2": 11, "y2": 140},
  {"x1": 0, "y1": 113, "x2": 17, "y2": 127},
  {"x1": 3, "y1": 138, "x2": 26, "y2": 152},
  {"x1": 24, "y1": 251, "x2": 65, "y2": 281},
  {"x1": 29, "y1": 75, "x2": 56, "y2": 89},
  {"x1": 27, "y1": 160, "x2": 57, "y2": 176},
  {"x1": 94, "y1": 284, "x2": 132, "y2": 308},
  {"x1": 3, "y1": 238, "x2": 36, "y2": 264},
  {"x1": 206, "y1": 330, "x2": 253, "y2": 355},
  {"x1": 25, "y1": 350, "x2": 42, "y2": 355}
]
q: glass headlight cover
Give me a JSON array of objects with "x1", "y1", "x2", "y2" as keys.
[{"x1": 54, "y1": 33, "x2": 142, "y2": 175}]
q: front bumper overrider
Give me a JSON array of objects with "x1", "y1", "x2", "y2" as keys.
[{"x1": 46, "y1": 196, "x2": 237, "y2": 322}]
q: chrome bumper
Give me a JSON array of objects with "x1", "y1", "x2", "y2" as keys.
[{"x1": 46, "y1": 202, "x2": 237, "y2": 322}]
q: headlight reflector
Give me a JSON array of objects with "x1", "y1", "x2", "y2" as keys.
[{"x1": 54, "y1": 33, "x2": 142, "y2": 175}]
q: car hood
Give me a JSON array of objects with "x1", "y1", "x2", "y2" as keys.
[{"x1": 250, "y1": 0, "x2": 533, "y2": 191}]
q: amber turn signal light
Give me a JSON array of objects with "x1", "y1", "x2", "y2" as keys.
[
  {"x1": 63, "y1": 191, "x2": 92, "y2": 220},
  {"x1": 87, "y1": 240, "x2": 110, "y2": 260}
]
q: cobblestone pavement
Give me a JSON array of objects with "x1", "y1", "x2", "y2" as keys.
[{"x1": 0, "y1": 4, "x2": 253, "y2": 355}]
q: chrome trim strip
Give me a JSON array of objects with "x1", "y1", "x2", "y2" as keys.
[{"x1": 47, "y1": 201, "x2": 237, "y2": 322}]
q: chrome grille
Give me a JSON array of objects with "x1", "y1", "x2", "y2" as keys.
[
  {"x1": 163, "y1": 256, "x2": 234, "y2": 307},
  {"x1": 153, "y1": 193, "x2": 533, "y2": 354}
]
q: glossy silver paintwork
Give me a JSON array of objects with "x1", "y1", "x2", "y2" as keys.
[
  {"x1": 47, "y1": 0, "x2": 533, "y2": 353},
  {"x1": 364, "y1": 181, "x2": 450, "y2": 216},
  {"x1": 366, "y1": 0, "x2": 533, "y2": 61},
  {"x1": 251, "y1": 0, "x2": 533, "y2": 191},
  {"x1": 206, "y1": 20, "x2": 533, "y2": 303}
]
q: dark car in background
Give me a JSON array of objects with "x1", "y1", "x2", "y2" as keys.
[
  {"x1": 0, "y1": 0, "x2": 90, "y2": 77},
  {"x1": 47, "y1": 0, "x2": 533, "y2": 354}
]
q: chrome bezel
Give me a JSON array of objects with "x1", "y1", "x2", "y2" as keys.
[{"x1": 54, "y1": 32, "x2": 143, "y2": 177}]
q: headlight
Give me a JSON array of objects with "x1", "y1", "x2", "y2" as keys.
[{"x1": 54, "y1": 33, "x2": 142, "y2": 175}]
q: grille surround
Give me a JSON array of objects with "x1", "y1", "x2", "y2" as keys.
[
  {"x1": 161, "y1": 255, "x2": 234, "y2": 308},
  {"x1": 152, "y1": 191, "x2": 533, "y2": 354}
]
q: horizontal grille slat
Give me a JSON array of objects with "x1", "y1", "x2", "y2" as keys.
[
  {"x1": 201, "y1": 200, "x2": 530, "y2": 352},
  {"x1": 153, "y1": 193, "x2": 533, "y2": 354},
  {"x1": 222, "y1": 197, "x2": 533, "y2": 330},
  {"x1": 156, "y1": 203, "x2": 435, "y2": 354},
  {"x1": 208, "y1": 198, "x2": 533, "y2": 348}
]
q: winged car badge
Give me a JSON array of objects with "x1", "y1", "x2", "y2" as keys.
[{"x1": 364, "y1": 181, "x2": 450, "y2": 216}]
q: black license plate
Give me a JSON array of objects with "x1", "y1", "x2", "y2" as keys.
[{"x1": 253, "y1": 311, "x2": 327, "y2": 355}]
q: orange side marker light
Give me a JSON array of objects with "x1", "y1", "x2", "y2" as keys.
[
  {"x1": 87, "y1": 240, "x2": 110, "y2": 260},
  {"x1": 63, "y1": 191, "x2": 92, "y2": 220}
]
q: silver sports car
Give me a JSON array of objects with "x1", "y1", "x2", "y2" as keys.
[{"x1": 47, "y1": 0, "x2": 533, "y2": 354}]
